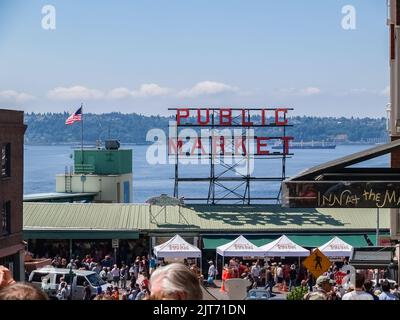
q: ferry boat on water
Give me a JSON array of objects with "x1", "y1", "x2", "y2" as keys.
[{"x1": 272, "y1": 140, "x2": 336, "y2": 149}]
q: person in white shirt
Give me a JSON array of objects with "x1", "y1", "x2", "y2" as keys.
[
  {"x1": 111, "y1": 264, "x2": 120, "y2": 286},
  {"x1": 276, "y1": 263, "x2": 284, "y2": 289},
  {"x1": 251, "y1": 263, "x2": 261, "y2": 286},
  {"x1": 342, "y1": 273, "x2": 373, "y2": 300},
  {"x1": 207, "y1": 261, "x2": 216, "y2": 286}
]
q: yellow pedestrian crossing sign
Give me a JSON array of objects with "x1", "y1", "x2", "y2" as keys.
[{"x1": 303, "y1": 249, "x2": 331, "y2": 278}]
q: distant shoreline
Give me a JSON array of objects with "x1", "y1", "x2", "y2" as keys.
[
  {"x1": 24, "y1": 141, "x2": 382, "y2": 147},
  {"x1": 24, "y1": 142, "x2": 152, "y2": 146}
]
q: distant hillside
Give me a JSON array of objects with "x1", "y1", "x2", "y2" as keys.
[{"x1": 24, "y1": 113, "x2": 388, "y2": 145}]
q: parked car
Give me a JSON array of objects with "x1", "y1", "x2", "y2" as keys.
[
  {"x1": 28, "y1": 267, "x2": 108, "y2": 300},
  {"x1": 245, "y1": 289, "x2": 271, "y2": 300}
]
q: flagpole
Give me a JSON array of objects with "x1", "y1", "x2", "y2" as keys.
[{"x1": 81, "y1": 103, "x2": 84, "y2": 165}]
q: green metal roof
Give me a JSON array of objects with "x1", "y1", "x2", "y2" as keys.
[{"x1": 23, "y1": 203, "x2": 390, "y2": 235}]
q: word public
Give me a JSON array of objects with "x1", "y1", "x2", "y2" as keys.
[{"x1": 175, "y1": 108, "x2": 291, "y2": 126}]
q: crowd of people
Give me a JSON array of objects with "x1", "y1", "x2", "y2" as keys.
[
  {"x1": 215, "y1": 258, "x2": 309, "y2": 292},
  {"x1": 302, "y1": 273, "x2": 399, "y2": 300},
  {"x1": 48, "y1": 253, "x2": 158, "y2": 299},
  {"x1": 1, "y1": 261, "x2": 203, "y2": 300},
  {"x1": 206, "y1": 257, "x2": 399, "y2": 301},
  {"x1": 2, "y1": 252, "x2": 399, "y2": 301}
]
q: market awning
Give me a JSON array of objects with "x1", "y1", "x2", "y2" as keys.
[
  {"x1": 349, "y1": 247, "x2": 398, "y2": 268},
  {"x1": 154, "y1": 234, "x2": 201, "y2": 258},
  {"x1": 317, "y1": 236, "x2": 353, "y2": 257},
  {"x1": 202, "y1": 234, "x2": 382, "y2": 249},
  {"x1": 216, "y1": 235, "x2": 265, "y2": 257},
  {"x1": 259, "y1": 235, "x2": 310, "y2": 257},
  {"x1": 23, "y1": 229, "x2": 139, "y2": 240},
  {"x1": 202, "y1": 235, "x2": 277, "y2": 249},
  {"x1": 288, "y1": 235, "x2": 370, "y2": 247}
]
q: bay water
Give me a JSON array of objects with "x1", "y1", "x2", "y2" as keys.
[{"x1": 24, "y1": 144, "x2": 388, "y2": 203}]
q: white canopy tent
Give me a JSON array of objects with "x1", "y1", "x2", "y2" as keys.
[
  {"x1": 153, "y1": 234, "x2": 201, "y2": 258},
  {"x1": 215, "y1": 235, "x2": 265, "y2": 271},
  {"x1": 317, "y1": 236, "x2": 353, "y2": 257},
  {"x1": 259, "y1": 235, "x2": 310, "y2": 257},
  {"x1": 216, "y1": 235, "x2": 265, "y2": 257}
]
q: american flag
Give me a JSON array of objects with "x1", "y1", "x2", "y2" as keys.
[{"x1": 65, "y1": 106, "x2": 82, "y2": 125}]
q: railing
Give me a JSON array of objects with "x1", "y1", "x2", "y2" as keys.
[
  {"x1": 65, "y1": 166, "x2": 73, "y2": 193},
  {"x1": 74, "y1": 164, "x2": 95, "y2": 174}
]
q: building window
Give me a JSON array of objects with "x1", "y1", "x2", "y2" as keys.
[
  {"x1": 1, "y1": 201, "x2": 11, "y2": 235},
  {"x1": 1, "y1": 143, "x2": 11, "y2": 177}
]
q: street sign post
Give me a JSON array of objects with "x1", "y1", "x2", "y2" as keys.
[
  {"x1": 112, "y1": 239, "x2": 119, "y2": 248},
  {"x1": 112, "y1": 239, "x2": 119, "y2": 264},
  {"x1": 303, "y1": 248, "x2": 331, "y2": 279}
]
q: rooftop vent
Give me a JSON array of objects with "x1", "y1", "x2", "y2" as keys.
[{"x1": 105, "y1": 139, "x2": 120, "y2": 150}]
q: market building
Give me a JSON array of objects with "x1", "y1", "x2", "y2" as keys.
[
  {"x1": 23, "y1": 201, "x2": 390, "y2": 270},
  {"x1": 0, "y1": 109, "x2": 26, "y2": 281}
]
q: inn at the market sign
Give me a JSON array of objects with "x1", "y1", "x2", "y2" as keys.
[
  {"x1": 283, "y1": 181, "x2": 400, "y2": 208},
  {"x1": 282, "y1": 139, "x2": 400, "y2": 208}
]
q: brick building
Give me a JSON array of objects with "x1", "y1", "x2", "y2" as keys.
[{"x1": 0, "y1": 109, "x2": 26, "y2": 280}]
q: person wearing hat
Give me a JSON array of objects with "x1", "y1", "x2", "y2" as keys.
[{"x1": 304, "y1": 275, "x2": 336, "y2": 300}]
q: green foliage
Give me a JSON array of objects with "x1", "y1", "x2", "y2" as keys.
[
  {"x1": 23, "y1": 113, "x2": 388, "y2": 145},
  {"x1": 286, "y1": 286, "x2": 309, "y2": 300}
]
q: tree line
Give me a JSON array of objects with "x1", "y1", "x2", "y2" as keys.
[{"x1": 24, "y1": 112, "x2": 388, "y2": 145}]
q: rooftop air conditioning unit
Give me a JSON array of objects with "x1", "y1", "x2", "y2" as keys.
[{"x1": 105, "y1": 139, "x2": 120, "y2": 150}]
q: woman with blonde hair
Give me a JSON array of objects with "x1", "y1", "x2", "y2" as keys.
[{"x1": 148, "y1": 263, "x2": 202, "y2": 300}]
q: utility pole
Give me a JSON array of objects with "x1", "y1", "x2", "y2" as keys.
[
  {"x1": 388, "y1": 0, "x2": 400, "y2": 243},
  {"x1": 376, "y1": 208, "x2": 380, "y2": 246}
]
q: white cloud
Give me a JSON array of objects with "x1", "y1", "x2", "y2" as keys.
[
  {"x1": 177, "y1": 81, "x2": 237, "y2": 98},
  {"x1": 134, "y1": 83, "x2": 171, "y2": 97},
  {"x1": 299, "y1": 87, "x2": 321, "y2": 96},
  {"x1": 380, "y1": 86, "x2": 390, "y2": 97},
  {"x1": 275, "y1": 87, "x2": 321, "y2": 97},
  {"x1": 0, "y1": 90, "x2": 36, "y2": 103},
  {"x1": 108, "y1": 84, "x2": 171, "y2": 99},
  {"x1": 108, "y1": 87, "x2": 133, "y2": 99},
  {"x1": 47, "y1": 86, "x2": 104, "y2": 100}
]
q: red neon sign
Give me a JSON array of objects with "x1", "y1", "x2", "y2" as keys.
[
  {"x1": 175, "y1": 108, "x2": 291, "y2": 126},
  {"x1": 171, "y1": 108, "x2": 293, "y2": 156}
]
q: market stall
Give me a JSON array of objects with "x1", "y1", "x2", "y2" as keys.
[
  {"x1": 317, "y1": 236, "x2": 353, "y2": 257},
  {"x1": 153, "y1": 234, "x2": 201, "y2": 259},
  {"x1": 259, "y1": 235, "x2": 310, "y2": 257},
  {"x1": 216, "y1": 235, "x2": 265, "y2": 258}
]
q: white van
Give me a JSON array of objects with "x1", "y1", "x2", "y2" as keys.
[{"x1": 28, "y1": 267, "x2": 108, "y2": 300}]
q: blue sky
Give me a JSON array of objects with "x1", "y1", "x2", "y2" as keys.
[{"x1": 0, "y1": 0, "x2": 390, "y2": 117}]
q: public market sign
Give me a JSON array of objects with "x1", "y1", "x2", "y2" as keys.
[
  {"x1": 168, "y1": 108, "x2": 294, "y2": 157},
  {"x1": 282, "y1": 181, "x2": 400, "y2": 208}
]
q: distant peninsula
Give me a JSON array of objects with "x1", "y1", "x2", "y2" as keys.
[{"x1": 24, "y1": 112, "x2": 388, "y2": 145}]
